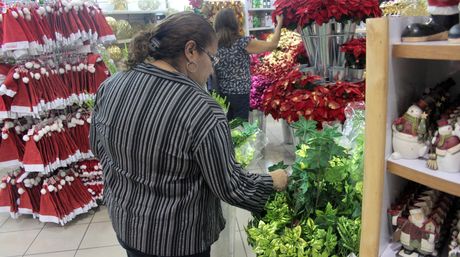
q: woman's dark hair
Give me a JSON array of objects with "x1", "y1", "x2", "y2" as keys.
[
  {"x1": 214, "y1": 8, "x2": 241, "y2": 48},
  {"x1": 126, "y1": 12, "x2": 216, "y2": 69}
]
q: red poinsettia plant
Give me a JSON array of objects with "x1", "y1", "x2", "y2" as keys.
[
  {"x1": 261, "y1": 68, "x2": 365, "y2": 125},
  {"x1": 273, "y1": 0, "x2": 382, "y2": 27},
  {"x1": 189, "y1": 0, "x2": 203, "y2": 9},
  {"x1": 340, "y1": 37, "x2": 366, "y2": 69}
]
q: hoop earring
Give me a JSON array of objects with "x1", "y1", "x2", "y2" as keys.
[{"x1": 186, "y1": 61, "x2": 198, "y2": 73}]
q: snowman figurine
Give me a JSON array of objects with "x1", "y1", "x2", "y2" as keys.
[
  {"x1": 432, "y1": 119, "x2": 460, "y2": 172},
  {"x1": 392, "y1": 104, "x2": 428, "y2": 159}
]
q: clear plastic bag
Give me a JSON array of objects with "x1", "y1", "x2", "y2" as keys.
[
  {"x1": 232, "y1": 121, "x2": 268, "y2": 168},
  {"x1": 337, "y1": 101, "x2": 366, "y2": 150}
]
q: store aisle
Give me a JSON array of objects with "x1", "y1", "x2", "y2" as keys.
[{"x1": 0, "y1": 116, "x2": 295, "y2": 257}]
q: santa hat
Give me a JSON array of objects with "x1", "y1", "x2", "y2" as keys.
[
  {"x1": 0, "y1": 176, "x2": 19, "y2": 217},
  {"x1": 92, "y1": 7, "x2": 116, "y2": 44},
  {"x1": 0, "y1": 129, "x2": 22, "y2": 170},
  {"x1": 1, "y1": 9, "x2": 29, "y2": 57},
  {"x1": 14, "y1": 7, "x2": 41, "y2": 55},
  {"x1": 0, "y1": 67, "x2": 19, "y2": 98},
  {"x1": 22, "y1": 137, "x2": 45, "y2": 173},
  {"x1": 10, "y1": 71, "x2": 33, "y2": 114},
  {"x1": 39, "y1": 182, "x2": 62, "y2": 224},
  {"x1": 428, "y1": 0, "x2": 460, "y2": 15},
  {"x1": 0, "y1": 64, "x2": 12, "y2": 85},
  {"x1": 437, "y1": 119, "x2": 450, "y2": 128}
]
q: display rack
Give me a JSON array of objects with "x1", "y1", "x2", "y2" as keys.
[
  {"x1": 243, "y1": 0, "x2": 275, "y2": 36},
  {"x1": 360, "y1": 16, "x2": 460, "y2": 256}
]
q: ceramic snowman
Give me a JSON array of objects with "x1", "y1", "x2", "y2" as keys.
[
  {"x1": 392, "y1": 104, "x2": 428, "y2": 159},
  {"x1": 432, "y1": 119, "x2": 460, "y2": 172}
]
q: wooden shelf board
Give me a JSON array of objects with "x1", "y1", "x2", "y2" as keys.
[
  {"x1": 103, "y1": 10, "x2": 165, "y2": 15},
  {"x1": 387, "y1": 158, "x2": 460, "y2": 196},
  {"x1": 248, "y1": 26, "x2": 274, "y2": 31},
  {"x1": 393, "y1": 42, "x2": 460, "y2": 61},
  {"x1": 248, "y1": 8, "x2": 275, "y2": 11}
]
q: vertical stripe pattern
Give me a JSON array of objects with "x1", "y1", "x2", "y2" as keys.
[{"x1": 90, "y1": 63, "x2": 274, "y2": 256}]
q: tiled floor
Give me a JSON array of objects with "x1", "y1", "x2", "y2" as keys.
[{"x1": 0, "y1": 116, "x2": 295, "y2": 257}]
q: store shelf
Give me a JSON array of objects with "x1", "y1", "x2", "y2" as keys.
[
  {"x1": 103, "y1": 9, "x2": 165, "y2": 15},
  {"x1": 393, "y1": 41, "x2": 460, "y2": 61},
  {"x1": 387, "y1": 157, "x2": 460, "y2": 197},
  {"x1": 116, "y1": 39, "x2": 132, "y2": 44},
  {"x1": 248, "y1": 8, "x2": 275, "y2": 11},
  {"x1": 248, "y1": 26, "x2": 274, "y2": 31}
]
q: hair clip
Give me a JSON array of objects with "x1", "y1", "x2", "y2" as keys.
[{"x1": 149, "y1": 37, "x2": 161, "y2": 51}]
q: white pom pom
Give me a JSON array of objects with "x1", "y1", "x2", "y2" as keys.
[
  {"x1": 45, "y1": 71, "x2": 49, "y2": 77},
  {"x1": 25, "y1": 14, "x2": 31, "y2": 21},
  {"x1": 38, "y1": 7, "x2": 45, "y2": 15},
  {"x1": 17, "y1": 10, "x2": 24, "y2": 17},
  {"x1": 18, "y1": 188, "x2": 25, "y2": 194},
  {"x1": 40, "y1": 68, "x2": 46, "y2": 75},
  {"x1": 0, "y1": 183, "x2": 6, "y2": 189},
  {"x1": 81, "y1": 165, "x2": 87, "y2": 169},
  {"x1": 76, "y1": 66, "x2": 82, "y2": 72},
  {"x1": 60, "y1": 171, "x2": 66, "y2": 177},
  {"x1": 59, "y1": 123, "x2": 64, "y2": 129},
  {"x1": 2, "y1": 133, "x2": 8, "y2": 139},
  {"x1": 60, "y1": 179, "x2": 66, "y2": 185},
  {"x1": 88, "y1": 66, "x2": 96, "y2": 73},
  {"x1": 25, "y1": 62, "x2": 33, "y2": 69},
  {"x1": 10, "y1": 179, "x2": 15, "y2": 185},
  {"x1": 6, "y1": 122, "x2": 14, "y2": 129},
  {"x1": 78, "y1": 63, "x2": 85, "y2": 70},
  {"x1": 40, "y1": 188, "x2": 46, "y2": 194},
  {"x1": 51, "y1": 124, "x2": 59, "y2": 131},
  {"x1": 34, "y1": 73, "x2": 41, "y2": 80},
  {"x1": 22, "y1": 77, "x2": 29, "y2": 84},
  {"x1": 33, "y1": 180, "x2": 38, "y2": 186},
  {"x1": 86, "y1": 118, "x2": 91, "y2": 124},
  {"x1": 48, "y1": 185, "x2": 55, "y2": 192},
  {"x1": 23, "y1": 178, "x2": 30, "y2": 185},
  {"x1": 83, "y1": 171, "x2": 89, "y2": 176},
  {"x1": 29, "y1": 72, "x2": 34, "y2": 77},
  {"x1": 38, "y1": 130, "x2": 44, "y2": 137},
  {"x1": 23, "y1": 8, "x2": 30, "y2": 15},
  {"x1": 13, "y1": 72, "x2": 20, "y2": 79},
  {"x1": 70, "y1": 177, "x2": 75, "y2": 182},
  {"x1": 33, "y1": 63, "x2": 40, "y2": 69},
  {"x1": 15, "y1": 126, "x2": 21, "y2": 133},
  {"x1": 64, "y1": 6, "x2": 69, "y2": 12},
  {"x1": 75, "y1": 113, "x2": 81, "y2": 119},
  {"x1": 59, "y1": 68, "x2": 65, "y2": 74},
  {"x1": 22, "y1": 135, "x2": 30, "y2": 141},
  {"x1": 44, "y1": 125, "x2": 51, "y2": 132},
  {"x1": 72, "y1": 66, "x2": 77, "y2": 72},
  {"x1": 94, "y1": 165, "x2": 99, "y2": 170},
  {"x1": 76, "y1": 119, "x2": 84, "y2": 125},
  {"x1": 65, "y1": 176, "x2": 71, "y2": 182},
  {"x1": 58, "y1": 185, "x2": 63, "y2": 190},
  {"x1": 65, "y1": 64, "x2": 71, "y2": 71},
  {"x1": 33, "y1": 135, "x2": 40, "y2": 142},
  {"x1": 36, "y1": 177, "x2": 41, "y2": 183},
  {"x1": 45, "y1": 5, "x2": 52, "y2": 13},
  {"x1": 74, "y1": 173, "x2": 79, "y2": 177},
  {"x1": 0, "y1": 84, "x2": 6, "y2": 93},
  {"x1": 11, "y1": 11, "x2": 18, "y2": 18}
]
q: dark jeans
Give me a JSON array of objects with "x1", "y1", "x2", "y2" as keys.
[
  {"x1": 118, "y1": 237, "x2": 210, "y2": 257},
  {"x1": 222, "y1": 93, "x2": 250, "y2": 122}
]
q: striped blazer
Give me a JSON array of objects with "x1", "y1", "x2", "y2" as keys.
[{"x1": 89, "y1": 63, "x2": 274, "y2": 256}]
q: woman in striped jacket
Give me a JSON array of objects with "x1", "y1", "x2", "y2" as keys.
[{"x1": 90, "y1": 12, "x2": 288, "y2": 257}]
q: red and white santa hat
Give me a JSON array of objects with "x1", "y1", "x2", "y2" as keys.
[
  {"x1": 22, "y1": 131, "x2": 45, "y2": 173},
  {"x1": 0, "y1": 174, "x2": 19, "y2": 217},
  {"x1": 428, "y1": 0, "x2": 460, "y2": 15},
  {"x1": 1, "y1": 9, "x2": 29, "y2": 57},
  {"x1": 0, "y1": 123, "x2": 22, "y2": 170}
]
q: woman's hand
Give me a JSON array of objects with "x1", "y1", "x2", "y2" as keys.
[
  {"x1": 269, "y1": 169, "x2": 288, "y2": 191},
  {"x1": 276, "y1": 15, "x2": 284, "y2": 26}
]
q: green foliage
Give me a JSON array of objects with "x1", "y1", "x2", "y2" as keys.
[
  {"x1": 268, "y1": 161, "x2": 289, "y2": 172},
  {"x1": 210, "y1": 90, "x2": 230, "y2": 114},
  {"x1": 246, "y1": 113, "x2": 365, "y2": 256},
  {"x1": 98, "y1": 46, "x2": 118, "y2": 75},
  {"x1": 337, "y1": 217, "x2": 361, "y2": 256}
]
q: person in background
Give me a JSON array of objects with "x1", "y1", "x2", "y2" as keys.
[
  {"x1": 214, "y1": 8, "x2": 283, "y2": 121},
  {"x1": 90, "y1": 12, "x2": 288, "y2": 257}
]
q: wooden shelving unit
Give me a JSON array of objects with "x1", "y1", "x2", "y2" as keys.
[
  {"x1": 387, "y1": 158, "x2": 460, "y2": 197},
  {"x1": 393, "y1": 42, "x2": 460, "y2": 61},
  {"x1": 360, "y1": 16, "x2": 460, "y2": 257}
]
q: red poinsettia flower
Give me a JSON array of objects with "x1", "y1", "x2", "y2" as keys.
[{"x1": 340, "y1": 37, "x2": 366, "y2": 69}]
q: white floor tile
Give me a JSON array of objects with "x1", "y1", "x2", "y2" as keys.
[
  {"x1": 75, "y1": 245, "x2": 126, "y2": 257},
  {"x1": 91, "y1": 206, "x2": 110, "y2": 223},
  {"x1": 0, "y1": 229, "x2": 40, "y2": 257},
  {"x1": 0, "y1": 215, "x2": 45, "y2": 233},
  {"x1": 26, "y1": 224, "x2": 88, "y2": 255},
  {"x1": 0, "y1": 213, "x2": 9, "y2": 227},
  {"x1": 79, "y1": 222, "x2": 118, "y2": 249},
  {"x1": 24, "y1": 250, "x2": 76, "y2": 257},
  {"x1": 236, "y1": 209, "x2": 252, "y2": 231},
  {"x1": 234, "y1": 231, "x2": 247, "y2": 257}
]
